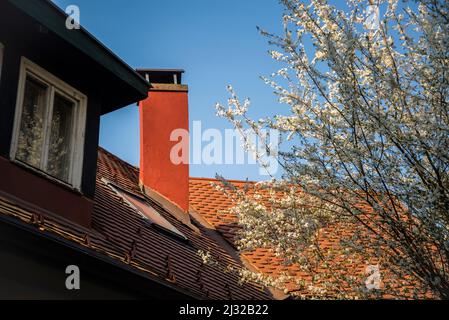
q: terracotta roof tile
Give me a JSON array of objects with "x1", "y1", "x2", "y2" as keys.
[
  {"x1": 189, "y1": 177, "x2": 433, "y2": 299},
  {"x1": 0, "y1": 149, "x2": 271, "y2": 300}
]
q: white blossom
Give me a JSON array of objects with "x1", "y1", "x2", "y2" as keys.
[{"x1": 215, "y1": 0, "x2": 449, "y2": 299}]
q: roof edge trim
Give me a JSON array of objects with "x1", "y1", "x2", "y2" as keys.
[{"x1": 8, "y1": 0, "x2": 149, "y2": 99}]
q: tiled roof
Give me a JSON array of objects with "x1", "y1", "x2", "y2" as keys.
[
  {"x1": 0, "y1": 149, "x2": 272, "y2": 300},
  {"x1": 189, "y1": 177, "x2": 433, "y2": 299}
]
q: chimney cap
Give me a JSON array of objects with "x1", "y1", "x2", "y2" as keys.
[{"x1": 136, "y1": 69, "x2": 185, "y2": 85}]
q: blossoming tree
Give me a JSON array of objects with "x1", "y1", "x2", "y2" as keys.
[{"x1": 216, "y1": 0, "x2": 448, "y2": 298}]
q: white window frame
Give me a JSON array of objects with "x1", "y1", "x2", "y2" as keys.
[
  {"x1": 10, "y1": 57, "x2": 87, "y2": 191},
  {"x1": 0, "y1": 42, "x2": 4, "y2": 83}
]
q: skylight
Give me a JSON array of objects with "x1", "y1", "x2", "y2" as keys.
[{"x1": 104, "y1": 180, "x2": 188, "y2": 241}]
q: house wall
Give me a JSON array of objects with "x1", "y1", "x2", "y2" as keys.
[{"x1": 0, "y1": 157, "x2": 93, "y2": 227}]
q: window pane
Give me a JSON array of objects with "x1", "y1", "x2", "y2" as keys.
[
  {"x1": 16, "y1": 76, "x2": 48, "y2": 169},
  {"x1": 47, "y1": 93, "x2": 75, "y2": 182}
]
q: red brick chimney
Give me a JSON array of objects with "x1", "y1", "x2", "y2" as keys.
[{"x1": 137, "y1": 69, "x2": 190, "y2": 218}]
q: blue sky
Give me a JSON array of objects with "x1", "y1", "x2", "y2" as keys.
[{"x1": 52, "y1": 0, "x2": 285, "y2": 181}]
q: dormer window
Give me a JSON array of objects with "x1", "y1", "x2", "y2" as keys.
[{"x1": 10, "y1": 58, "x2": 87, "y2": 190}]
